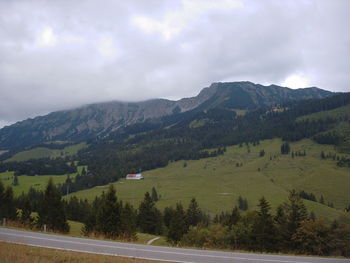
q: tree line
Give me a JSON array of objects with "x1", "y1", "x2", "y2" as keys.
[
  {"x1": 0, "y1": 158, "x2": 77, "y2": 176},
  {"x1": 1, "y1": 179, "x2": 350, "y2": 256}
]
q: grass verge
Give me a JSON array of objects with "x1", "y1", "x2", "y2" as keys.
[{"x1": 0, "y1": 241, "x2": 169, "y2": 263}]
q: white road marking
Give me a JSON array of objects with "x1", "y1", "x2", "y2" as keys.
[{"x1": 0, "y1": 231, "x2": 312, "y2": 263}]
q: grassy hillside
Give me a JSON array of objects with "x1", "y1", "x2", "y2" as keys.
[
  {"x1": 5, "y1": 142, "x2": 87, "y2": 162},
  {"x1": 297, "y1": 104, "x2": 350, "y2": 152},
  {"x1": 297, "y1": 103, "x2": 350, "y2": 122},
  {"x1": 0, "y1": 166, "x2": 85, "y2": 195},
  {"x1": 69, "y1": 138, "x2": 350, "y2": 221}
]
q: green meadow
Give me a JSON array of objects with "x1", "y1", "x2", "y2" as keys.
[
  {"x1": 0, "y1": 166, "x2": 86, "y2": 195},
  {"x1": 68, "y1": 138, "x2": 350, "y2": 221},
  {"x1": 297, "y1": 104, "x2": 350, "y2": 122},
  {"x1": 5, "y1": 142, "x2": 87, "y2": 162}
]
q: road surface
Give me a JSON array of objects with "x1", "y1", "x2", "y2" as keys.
[{"x1": 0, "y1": 227, "x2": 349, "y2": 263}]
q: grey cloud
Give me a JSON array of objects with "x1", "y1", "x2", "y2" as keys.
[{"x1": 0, "y1": 0, "x2": 349, "y2": 127}]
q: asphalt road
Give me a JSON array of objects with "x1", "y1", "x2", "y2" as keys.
[{"x1": 1, "y1": 227, "x2": 349, "y2": 263}]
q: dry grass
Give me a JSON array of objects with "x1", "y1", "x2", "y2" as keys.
[{"x1": 0, "y1": 242, "x2": 170, "y2": 263}]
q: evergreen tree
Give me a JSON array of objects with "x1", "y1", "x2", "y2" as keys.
[
  {"x1": 274, "y1": 205, "x2": 288, "y2": 250},
  {"x1": 121, "y1": 203, "x2": 137, "y2": 240},
  {"x1": 283, "y1": 190, "x2": 308, "y2": 248},
  {"x1": 230, "y1": 206, "x2": 241, "y2": 227},
  {"x1": 82, "y1": 196, "x2": 101, "y2": 235},
  {"x1": 167, "y1": 203, "x2": 187, "y2": 243},
  {"x1": 151, "y1": 187, "x2": 159, "y2": 202},
  {"x1": 163, "y1": 206, "x2": 176, "y2": 229},
  {"x1": 281, "y1": 142, "x2": 291, "y2": 154},
  {"x1": 17, "y1": 192, "x2": 32, "y2": 223},
  {"x1": 186, "y1": 198, "x2": 201, "y2": 227},
  {"x1": 38, "y1": 178, "x2": 69, "y2": 232},
  {"x1": 309, "y1": 211, "x2": 316, "y2": 222},
  {"x1": 319, "y1": 195, "x2": 325, "y2": 204},
  {"x1": 238, "y1": 196, "x2": 248, "y2": 211},
  {"x1": 137, "y1": 192, "x2": 162, "y2": 234},
  {"x1": 0, "y1": 181, "x2": 5, "y2": 219},
  {"x1": 81, "y1": 167, "x2": 87, "y2": 176},
  {"x1": 1, "y1": 185, "x2": 17, "y2": 220},
  {"x1": 13, "y1": 175, "x2": 19, "y2": 186},
  {"x1": 252, "y1": 197, "x2": 276, "y2": 251},
  {"x1": 96, "y1": 184, "x2": 121, "y2": 238}
]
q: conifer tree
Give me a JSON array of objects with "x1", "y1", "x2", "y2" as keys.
[
  {"x1": 38, "y1": 178, "x2": 69, "y2": 232},
  {"x1": 0, "y1": 184, "x2": 17, "y2": 220},
  {"x1": 137, "y1": 192, "x2": 162, "y2": 234},
  {"x1": 320, "y1": 195, "x2": 325, "y2": 204},
  {"x1": 281, "y1": 142, "x2": 291, "y2": 154},
  {"x1": 0, "y1": 181, "x2": 5, "y2": 219},
  {"x1": 151, "y1": 187, "x2": 159, "y2": 202},
  {"x1": 252, "y1": 197, "x2": 276, "y2": 251},
  {"x1": 96, "y1": 184, "x2": 121, "y2": 238},
  {"x1": 17, "y1": 193, "x2": 32, "y2": 223},
  {"x1": 81, "y1": 167, "x2": 87, "y2": 176},
  {"x1": 121, "y1": 203, "x2": 137, "y2": 240},
  {"x1": 82, "y1": 196, "x2": 101, "y2": 235},
  {"x1": 13, "y1": 175, "x2": 19, "y2": 186},
  {"x1": 238, "y1": 196, "x2": 244, "y2": 210},
  {"x1": 274, "y1": 205, "x2": 288, "y2": 250},
  {"x1": 163, "y1": 206, "x2": 176, "y2": 229},
  {"x1": 230, "y1": 206, "x2": 241, "y2": 227},
  {"x1": 167, "y1": 203, "x2": 187, "y2": 243},
  {"x1": 186, "y1": 198, "x2": 201, "y2": 227},
  {"x1": 309, "y1": 211, "x2": 316, "y2": 222},
  {"x1": 283, "y1": 190, "x2": 308, "y2": 248}
]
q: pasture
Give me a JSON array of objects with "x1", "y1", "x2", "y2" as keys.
[{"x1": 68, "y1": 138, "x2": 350, "y2": 221}]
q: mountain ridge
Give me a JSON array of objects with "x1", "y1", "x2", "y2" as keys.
[{"x1": 0, "y1": 82, "x2": 333, "y2": 150}]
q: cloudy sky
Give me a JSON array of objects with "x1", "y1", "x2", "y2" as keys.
[{"x1": 0, "y1": 0, "x2": 349, "y2": 127}]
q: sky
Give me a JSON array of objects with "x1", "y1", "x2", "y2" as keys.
[{"x1": 0, "y1": 0, "x2": 350, "y2": 128}]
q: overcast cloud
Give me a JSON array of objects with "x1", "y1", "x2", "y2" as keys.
[{"x1": 0, "y1": 0, "x2": 349, "y2": 127}]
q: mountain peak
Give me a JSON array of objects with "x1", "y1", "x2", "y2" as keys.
[{"x1": 0, "y1": 81, "x2": 333, "y2": 150}]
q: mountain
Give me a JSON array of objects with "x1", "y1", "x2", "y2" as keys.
[
  {"x1": 0, "y1": 81, "x2": 333, "y2": 150},
  {"x1": 197, "y1": 82, "x2": 332, "y2": 110}
]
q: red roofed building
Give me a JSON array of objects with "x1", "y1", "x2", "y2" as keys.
[{"x1": 126, "y1": 173, "x2": 144, "y2": 180}]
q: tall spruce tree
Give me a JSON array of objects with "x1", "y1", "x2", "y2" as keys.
[
  {"x1": 163, "y1": 206, "x2": 176, "y2": 229},
  {"x1": 252, "y1": 197, "x2": 276, "y2": 251},
  {"x1": 0, "y1": 184, "x2": 17, "y2": 220},
  {"x1": 96, "y1": 184, "x2": 121, "y2": 238},
  {"x1": 283, "y1": 190, "x2": 308, "y2": 248},
  {"x1": 186, "y1": 198, "x2": 201, "y2": 228},
  {"x1": 38, "y1": 178, "x2": 69, "y2": 232},
  {"x1": 121, "y1": 203, "x2": 137, "y2": 240},
  {"x1": 281, "y1": 142, "x2": 291, "y2": 154},
  {"x1": 137, "y1": 192, "x2": 162, "y2": 234},
  {"x1": 274, "y1": 204, "x2": 288, "y2": 250},
  {"x1": 0, "y1": 181, "x2": 5, "y2": 219},
  {"x1": 151, "y1": 187, "x2": 159, "y2": 202},
  {"x1": 82, "y1": 196, "x2": 101, "y2": 235},
  {"x1": 167, "y1": 203, "x2": 187, "y2": 243}
]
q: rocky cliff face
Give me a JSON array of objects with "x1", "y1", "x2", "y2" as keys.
[{"x1": 0, "y1": 82, "x2": 333, "y2": 150}]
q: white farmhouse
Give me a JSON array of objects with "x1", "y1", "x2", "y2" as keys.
[{"x1": 126, "y1": 173, "x2": 144, "y2": 180}]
